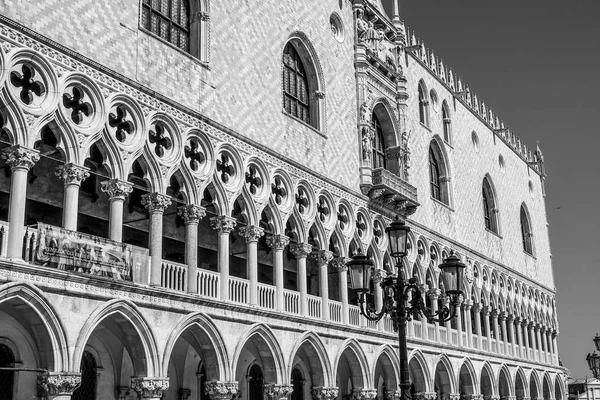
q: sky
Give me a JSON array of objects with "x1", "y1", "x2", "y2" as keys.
[{"x1": 380, "y1": 0, "x2": 600, "y2": 378}]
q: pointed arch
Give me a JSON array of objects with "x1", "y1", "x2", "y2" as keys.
[
  {"x1": 418, "y1": 80, "x2": 430, "y2": 127},
  {"x1": 374, "y1": 344, "x2": 400, "y2": 400},
  {"x1": 333, "y1": 338, "x2": 370, "y2": 389},
  {"x1": 429, "y1": 137, "x2": 451, "y2": 206},
  {"x1": 515, "y1": 367, "x2": 529, "y2": 399},
  {"x1": 161, "y1": 312, "x2": 229, "y2": 380},
  {"x1": 458, "y1": 358, "x2": 478, "y2": 395},
  {"x1": 408, "y1": 349, "x2": 431, "y2": 392},
  {"x1": 288, "y1": 331, "x2": 333, "y2": 388},
  {"x1": 498, "y1": 364, "x2": 513, "y2": 398},
  {"x1": 441, "y1": 100, "x2": 452, "y2": 143},
  {"x1": 0, "y1": 282, "x2": 68, "y2": 372},
  {"x1": 520, "y1": 203, "x2": 534, "y2": 255},
  {"x1": 530, "y1": 369, "x2": 542, "y2": 400},
  {"x1": 72, "y1": 299, "x2": 160, "y2": 376},
  {"x1": 482, "y1": 174, "x2": 500, "y2": 234},
  {"x1": 433, "y1": 353, "x2": 456, "y2": 395},
  {"x1": 480, "y1": 362, "x2": 495, "y2": 397},
  {"x1": 232, "y1": 323, "x2": 286, "y2": 384}
]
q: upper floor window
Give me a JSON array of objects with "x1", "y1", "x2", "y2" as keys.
[
  {"x1": 372, "y1": 112, "x2": 386, "y2": 170},
  {"x1": 418, "y1": 81, "x2": 430, "y2": 127},
  {"x1": 520, "y1": 204, "x2": 533, "y2": 255},
  {"x1": 428, "y1": 141, "x2": 450, "y2": 205},
  {"x1": 429, "y1": 147, "x2": 441, "y2": 200},
  {"x1": 141, "y1": 0, "x2": 190, "y2": 52},
  {"x1": 482, "y1": 177, "x2": 498, "y2": 233},
  {"x1": 442, "y1": 101, "x2": 451, "y2": 143},
  {"x1": 283, "y1": 43, "x2": 311, "y2": 125}
]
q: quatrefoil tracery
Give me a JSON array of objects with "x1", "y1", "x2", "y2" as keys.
[
  {"x1": 317, "y1": 197, "x2": 330, "y2": 223},
  {"x1": 63, "y1": 86, "x2": 92, "y2": 125},
  {"x1": 109, "y1": 105, "x2": 135, "y2": 143},
  {"x1": 356, "y1": 214, "x2": 367, "y2": 237},
  {"x1": 295, "y1": 188, "x2": 309, "y2": 214},
  {"x1": 184, "y1": 139, "x2": 206, "y2": 171},
  {"x1": 149, "y1": 122, "x2": 172, "y2": 158},
  {"x1": 271, "y1": 177, "x2": 287, "y2": 205},
  {"x1": 216, "y1": 153, "x2": 235, "y2": 183},
  {"x1": 337, "y1": 206, "x2": 349, "y2": 230},
  {"x1": 245, "y1": 165, "x2": 262, "y2": 195},
  {"x1": 10, "y1": 63, "x2": 45, "y2": 105}
]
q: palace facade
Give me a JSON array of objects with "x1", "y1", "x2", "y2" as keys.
[{"x1": 0, "y1": 0, "x2": 566, "y2": 399}]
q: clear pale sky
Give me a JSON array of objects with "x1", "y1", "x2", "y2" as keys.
[{"x1": 381, "y1": 0, "x2": 600, "y2": 378}]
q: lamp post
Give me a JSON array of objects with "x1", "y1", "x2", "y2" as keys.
[
  {"x1": 346, "y1": 217, "x2": 466, "y2": 400},
  {"x1": 586, "y1": 334, "x2": 600, "y2": 378}
]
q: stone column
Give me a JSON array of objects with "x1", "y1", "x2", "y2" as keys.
[
  {"x1": 266, "y1": 235, "x2": 290, "y2": 311},
  {"x1": 1, "y1": 145, "x2": 39, "y2": 259},
  {"x1": 331, "y1": 257, "x2": 350, "y2": 324},
  {"x1": 442, "y1": 295, "x2": 452, "y2": 343},
  {"x1": 205, "y1": 381, "x2": 240, "y2": 400},
  {"x1": 264, "y1": 383, "x2": 293, "y2": 400},
  {"x1": 491, "y1": 310, "x2": 500, "y2": 341},
  {"x1": 473, "y1": 304, "x2": 482, "y2": 348},
  {"x1": 210, "y1": 216, "x2": 237, "y2": 301},
  {"x1": 546, "y1": 329, "x2": 553, "y2": 361},
  {"x1": 239, "y1": 225, "x2": 264, "y2": 306},
  {"x1": 372, "y1": 268, "x2": 386, "y2": 330},
  {"x1": 290, "y1": 243, "x2": 312, "y2": 316},
  {"x1": 141, "y1": 193, "x2": 172, "y2": 286},
  {"x1": 178, "y1": 205, "x2": 206, "y2": 294},
  {"x1": 455, "y1": 301, "x2": 463, "y2": 338},
  {"x1": 449, "y1": 394, "x2": 461, "y2": 400},
  {"x1": 55, "y1": 163, "x2": 89, "y2": 231},
  {"x1": 507, "y1": 314, "x2": 515, "y2": 352},
  {"x1": 522, "y1": 320, "x2": 530, "y2": 359},
  {"x1": 311, "y1": 250, "x2": 333, "y2": 321},
  {"x1": 312, "y1": 387, "x2": 339, "y2": 400},
  {"x1": 499, "y1": 312, "x2": 509, "y2": 354},
  {"x1": 482, "y1": 306, "x2": 491, "y2": 340},
  {"x1": 100, "y1": 179, "x2": 133, "y2": 242},
  {"x1": 428, "y1": 289, "x2": 441, "y2": 342},
  {"x1": 37, "y1": 372, "x2": 81, "y2": 400},
  {"x1": 535, "y1": 324, "x2": 543, "y2": 359},
  {"x1": 463, "y1": 300, "x2": 473, "y2": 347},
  {"x1": 552, "y1": 330, "x2": 558, "y2": 361},
  {"x1": 131, "y1": 377, "x2": 170, "y2": 400},
  {"x1": 352, "y1": 388, "x2": 378, "y2": 400},
  {"x1": 514, "y1": 317, "x2": 523, "y2": 358},
  {"x1": 419, "y1": 284, "x2": 429, "y2": 340}
]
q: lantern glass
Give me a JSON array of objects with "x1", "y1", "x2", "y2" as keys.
[
  {"x1": 346, "y1": 252, "x2": 374, "y2": 293},
  {"x1": 595, "y1": 352, "x2": 600, "y2": 370},
  {"x1": 594, "y1": 333, "x2": 600, "y2": 351},
  {"x1": 386, "y1": 217, "x2": 411, "y2": 261},
  {"x1": 438, "y1": 252, "x2": 466, "y2": 296}
]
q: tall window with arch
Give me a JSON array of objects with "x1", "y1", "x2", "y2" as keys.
[
  {"x1": 482, "y1": 177, "x2": 498, "y2": 233},
  {"x1": 521, "y1": 204, "x2": 533, "y2": 255},
  {"x1": 428, "y1": 143, "x2": 449, "y2": 205},
  {"x1": 418, "y1": 81, "x2": 429, "y2": 127},
  {"x1": 372, "y1": 111, "x2": 386, "y2": 170},
  {"x1": 442, "y1": 101, "x2": 451, "y2": 143}
]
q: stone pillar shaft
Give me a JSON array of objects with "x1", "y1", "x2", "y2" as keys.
[
  {"x1": 210, "y1": 216, "x2": 236, "y2": 301},
  {"x1": 101, "y1": 179, "x2": 133, "y2": 242},
  {"x1": 311, "y1": 250, "x2": 333, "y2": 321},
  {"x1": 178, "y1": 205, "x2": 205, "y2": 294},
  {"x1": 266, "y1": 235, "x2": 290, "y2": 312},
  {"x1": 142, "y1": 193, "x2": 172, "y2": 286},
  {"x1": 291, "y1": 243, "x2": 312, "y2": 317},
  {"x1": 240, "y1": 225, "x2": 264, "y2": 306},
  {"x1": 55, "y1": 163, "x2": 89, "y2": 231}
]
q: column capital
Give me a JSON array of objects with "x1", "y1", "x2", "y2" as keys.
[
  {"x1": 290, "y1": 243, "x2": 313, "y2": 259},
  {"x1": 2, "y1": 145, "x2": 39, "y2": 171},
  {"x1": 205, "y1": 381, "x2": 240, "y2": 400},
  {"x1": 131, "y1": 377, "x2": 170, "y2": 399},
  {"x1": 491, "y1": 309, "x2": 499, "y2": 318},
  {"x1": 521, "y1": 320, "x2": 530, "y2": 328},
  {"x1": 210, "y1": 216, "x2": 237, "y2": 234},
  {"x1": 352, "y1": 388, "x2": 378, "y2": 400},
  {"x1": 513, "y1": 316, "x2": 522, "y2": 324},
  {"x1": 264, "y1": 383, "x2": 293, "y2": 400},
  {"x1": 310, "y1": 249, "x2": 334, "y2": 266},
  {"x1": 311, "y1": 387, "x2": 339, "y2": 400},
  {"x1": 37, "y1": 372, "x2": 81, "y2": 397},
  {"x1": 266, "y1": 235, "x2": 290, "y2": 251},
  {"x1": 449, "y1": 394, "x2": 461, "y2": 400},
  {"x1": 142, "y1": 192, "x2": 172, "y2": 213},
  {"x1": 178, "y1": 388, "x2": 192, "y2": 400},
  {"x1": 427, "y1": 288, "x2": 441, "y2": 299},
  {"x1": 384, "y1": 390, "x2": 401, "y2": 400},
  {"x1": 239, "y1": 225, "x2": 265, "y2": 243},
  {"x1": 331, "y1": 257, "x2": 350, "y2": 272},
  {"x1": 101, "y1": 179, "x2": 133, "y2": 200},
  {"x1": 420, "y1": 392, "x2": 438, "y2": 400},
  {"x1": 471, "y1": 395, "x2": 484, "y2": 400},
  {"x1": 490, "y1": 396, "x2": 500, "y2": 400},
  {"x1": 372, "y1": 268, "x2": 388, "y2": 283},
  {"x1": 55, "y1": 163, "x2": 90, "y2": 186},
  {"x1": 481, "y1": 305, "x2": 491, "y2": 316},
  {"x1": 177, "y1": 205, "x2": 206, "y2": 224}
]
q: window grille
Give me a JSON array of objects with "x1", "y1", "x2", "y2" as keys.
[
  {"x1": 429, "y1": 147, "x2": 441, "y2": 201},
  {"x1": 521, "y1": 205, "x2": 533, "y2": 254},
  {"x1": 372, "y1": 114, "x2": 386, "y2": 169},
  {"x1": 482, "y1": 179, "x2": 498, "y2": 233},
  {"x1": 283, "y1": 44, "x2": 310, "y2": 124},
  {"x1": 141, "y1": 0, "x2": 190, "y2": 52}
]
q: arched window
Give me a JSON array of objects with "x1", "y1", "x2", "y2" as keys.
[
  {"x1": 141, "y1": 0, "x2": 190, "y2": 52},
  {"x1": 521, "y1": 205, "x2": 533, "y2": 255},
  {"x1": 442, "y1": 101, "x2": 451, "y2": 143},
  {"x1": 372, "y1": 112, "x2": 386, "y2": 169},
  {"x1": 418, "y1": 81, "x2": 429, "y2": 127},
  {"x1": 429, "y1": 142, "x2": 449, "y2": 205},
  {"x1": 283, "y1": 43, "x2": 310, "y2": 124},
  {"x1": 482, "y1": 177, "x2": 498, "y2": 233}
]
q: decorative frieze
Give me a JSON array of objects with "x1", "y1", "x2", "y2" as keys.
[
  {"x1": 205, "y1": 381, "x2": 240, "y2": 400},
  {"x1": 131, "y1": 377, "x2": 170, "y2": 399},
  {"x1": 311, "y1": 387, "x2": 339, "y2": 400},
  {"x1": 264, "y1": 383, "x2": 293, "y2": 400}
]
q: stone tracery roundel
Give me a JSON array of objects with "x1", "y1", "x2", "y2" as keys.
[
  {"x1": 182, "y1": 131, "x2": 213, "y2": 180},
  {"x1": 244, "y1": 158, "x2": 270, "y2": 203},
  {"x1": 146, "y1": 114, "x2": 181, "y2": 166},
  {"x1": 105, "y1": 94, "x2": 146, "y2": 152},
  {"x1": 58, "y1": 73, "x2": 105, "y2": 135},
  {"x1": 336, "y1": 200, "x2": 355, "y2": 238},
  {"x1": 316, "y1": 192, "x2": 335, "y2": 229},
  {"x1": 6, "y1": 50, "x2": 59, "y2": 116},
  {"x1": 354, "y1": 208, "x2": 373, "y2": 245},
  {"x1": 294, "y1": 180, "x2": 316, "y2": 221},
  {"x1": 269, "y1": 170, "x2": 293, "y2": 213},
  {"x1": 214, "y1": 146, "x2": 243, "y2": 192}
]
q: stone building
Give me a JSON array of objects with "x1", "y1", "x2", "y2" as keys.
[{"x1": 0, "y1": 0, "x2": 566, "y2": 399}]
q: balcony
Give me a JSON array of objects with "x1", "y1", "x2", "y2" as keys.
[{"x1": 366, "y1": 168, "x2": 419, "y2": 215}]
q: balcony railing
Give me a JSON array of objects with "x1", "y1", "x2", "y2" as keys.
[
  {"x1": 0, "y1": 220, "x2": 559, "y2": 366},
  {"x1": 370, "y1": 167, "x2": 419, "y2": 205}
]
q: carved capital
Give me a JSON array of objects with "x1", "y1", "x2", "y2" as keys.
[
  {"x1": 205, "y1": 381, "x2": 240, "y2": 400},
  {"x1": 427, "y1": 288, "x2": 441, "y2": 300},
  {"x1": 331, "y1": 257, "x2": 350, "y2": 272},
  {"x1": 101, "y1": 179, "x2": 133, "y2": 200},
  {"x1": 372, "y1": 268, "x2": 387, "y2": 284},
  {"x1": 310, "y1": 250, "x2": 334, "y2": 266},
  {"x1": 264, "y1": 383, "x2": 293, "y2": 400},
  {"x1": 179, "y1": 388, "x2": 192, "y2": 400},
  {"x1": 116, "y1": 386, "x2": 132, "y2": 400},
  {"x1": 1, "y1": 145, "x2": 39, "y2": 171},
  {"x1": 210, "y1": 216, "x2": 237, "y2": 234},
  {"x1": 384, "y1": 390, "x2": 401, "y2": 400},
  {"x1": 239, "y1": 225, "x2": 265, "y2": 243},
  {"x1": 266, "y1": 235, "x2": 290, "y2": 251},
  {"x1": 471, "y1": 395, "x2": 484, "y2": 400},
  {"x1": 352, "y1": 388, "x2": 378, "y2": 400},
  {"x1": 415, "y1": 392, "x2": 438, "y2": 400},
  {"x1": 315, "y1": 90, "x2": 326, "y2": 99},
  {"x1": 55, "y1": 163, "x2": 90, "y2": 186},
  {"x1": 449, "y1": 394, "x2": 461, "y2": 400},
  {"x1": 141, "y1": 192, "x2": 172, "y2": 213},
  {"x1": 131, "y1": 377, "x2": 170, "y2": 399},
  {"x1": 38, "y1": 372, "x2": 81, "y2": 396},
  {"x1": 178, "y1": 205, "x2": 206, "y2": 224},
  {"x1": 290, "y1": 243, "x2": 313, "y2": 259},
  {"x1": 311, "y1": 387, "x2": 339, "y2": 400}
]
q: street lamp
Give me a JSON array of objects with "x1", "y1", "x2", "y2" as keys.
[
  {"x1": 346, "y1": 217, "x2": 466, "y2": 400},
  {"x1": 586, "y1": 334, "x2": 600, "y2": 379}
]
